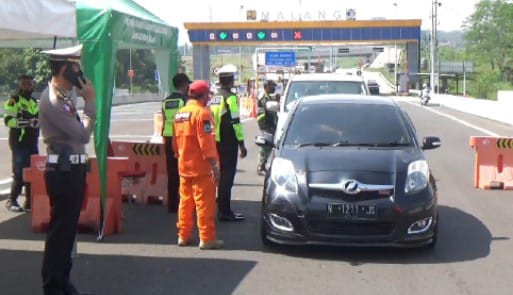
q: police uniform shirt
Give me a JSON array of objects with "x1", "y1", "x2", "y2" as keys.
[{"x1": 39, "y1": 83, "x2": 96, "y2": 154}]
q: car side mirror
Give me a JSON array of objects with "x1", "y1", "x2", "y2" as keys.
[
  {"x1": 422, "y1": 136, "x2": 441, "y2": 150},
  {"x1": 255, "y1": 133, "x2": 274, "y2": 148},
  {"x1": 266, "y1": 101, "x2": 279, "y2": 113}
]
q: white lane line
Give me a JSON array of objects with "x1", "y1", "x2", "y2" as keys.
[
  {"x1": 110, "y1": 119, "x2": 154, "y2": 122},
  {"x1": 111, "y1": 112, "x2": 152, "y2": 115},
  {"x1": 406, "y1": 101, "x2": 500, "y2": 137},
  {"x1": 0, "y1": 189, "x2": 10, "y2": 195},
  {"x1": 109, "y1": 135, "x2": 152, "y2": 138},
  {"x1": 0, "y1": 178, "x2": 12, "y2": 185}
]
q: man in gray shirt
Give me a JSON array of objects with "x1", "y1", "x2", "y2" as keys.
[{"x1": 39, "y1": 44, "x2": 96, "y2": 295}]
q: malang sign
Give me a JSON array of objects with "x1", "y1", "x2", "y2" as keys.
[{"x1": 259, "y1": 9, "x2": 356, "y2": 21}]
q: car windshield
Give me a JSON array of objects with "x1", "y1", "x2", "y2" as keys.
[
  {"x1": 285, "y1": 81, "x2": 367, "y2": 111},
  {"x1": 283, "y1": 103, "x2": 413, "y2": 148}
]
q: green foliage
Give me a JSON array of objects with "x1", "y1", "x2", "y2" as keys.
[
  {"x1": 462, "y1": 0, "x2": 513, "y2": 98},
  {"x1": 0, "y1": 48, "x2": 50, "y2": 94},
  {"x1": 115, "y1": 49, "x2": 158, "y2": 93}
]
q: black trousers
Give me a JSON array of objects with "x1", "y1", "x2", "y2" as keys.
[
  {"x1": 10, "y1": 144, "x2": 38, "y2": 204},
  {"x1": 42, "y1": 164, "x2": 86, "y2": 295},
  {"x1": 217, "y1": 142, "x2": 238, "y2": 215},
  {"x1": 165, "y1": 137, "x2": 180, "y2": 213}
]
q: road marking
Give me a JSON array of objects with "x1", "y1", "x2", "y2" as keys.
[
  {"x1": 111, "y1": 112, "x2": 148, "y2": 115},
  {"x1": 405, "y1": 101, "x2": 500, "y2": 137},
  {"x1": 0, "y1": 189, "x2": 10, "y2": 195},
  {"x1": 109, "y1": 135, "x2": 152, "y2": 138},
  {"x1": 111, "y1": 119, "x2": 154, "y2": 122},
  {"x1": 0, "y1": 178, "x2": 12, "y2": 185}
]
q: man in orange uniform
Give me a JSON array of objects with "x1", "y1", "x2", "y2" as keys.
[{"x1": 173, "y1": 80, "x2": 223, "y2": 250}]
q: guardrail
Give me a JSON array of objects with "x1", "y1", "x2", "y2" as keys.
[{"x1": 0, "y1": 92, "x2": 161, "y2": 116}]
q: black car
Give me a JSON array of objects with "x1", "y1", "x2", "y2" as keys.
[{"x1": 256, "y1": 95, "x2": 441, "y2": 248}]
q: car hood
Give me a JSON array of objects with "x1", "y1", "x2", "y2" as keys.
[{"x1": 279, "y1": 147, "x2": 423, "y2": 174}]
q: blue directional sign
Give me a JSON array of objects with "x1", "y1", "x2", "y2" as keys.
[{"x1": 265, "y1": 51, "x2": 297, "y2": 67}]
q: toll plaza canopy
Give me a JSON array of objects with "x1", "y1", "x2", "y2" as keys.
[
  {"x1": 0, "y1": 0, "x2": 179, "y2": 238},
  {"x1": 184, "y1": 19, "x2": 421, "y2": 83}
]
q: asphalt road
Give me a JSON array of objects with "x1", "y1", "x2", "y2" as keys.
[{"x1": 1, "y1": 98, "x2": 513, "y2": 294}]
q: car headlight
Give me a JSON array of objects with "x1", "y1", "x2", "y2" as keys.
[
  {"x1": 270, "y1": 158, "x2": 298, "y2": 194},
  {"x1": 405, "y1": 160, "x2": 429, "y2": 194}
]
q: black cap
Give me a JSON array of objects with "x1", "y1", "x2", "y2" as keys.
[
  {"x1": 172, "y1": 73, "x2": 192, "y2": 88},
  {"x1": 264, "y1": 80, "x2": 277, "y2": 87}
]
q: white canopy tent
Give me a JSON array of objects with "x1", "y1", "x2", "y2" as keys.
[
  {"x1": 0, "y1": 0, "x2": 76, "y2": 45},
  {"x1": 0, "y1": 0, "x2": 179, "y2": 239}
]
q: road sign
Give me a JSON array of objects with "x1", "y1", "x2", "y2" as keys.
[
  {"x1": 127, "y1": 69, "x2": 134, "y2": 79},
  {"x1": 154, "y1": 69, "x2": 159, "y2": 81},
  {"x1": 265, "y1": 51, "x2": 296, "y2": 67}
]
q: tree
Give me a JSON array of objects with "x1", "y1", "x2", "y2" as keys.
[
  {"x1": 0, "y1": 48, "x2": 50, "y2": 94},
  {"x1": 464, "y1": 0, "x2": 513, "y2": 83}
]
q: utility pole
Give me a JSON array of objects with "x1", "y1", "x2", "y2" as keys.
[{"x1": 431, "y1": 0, "x2": 441, "y2": 94}]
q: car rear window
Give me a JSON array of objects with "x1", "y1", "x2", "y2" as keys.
[
  {"x1": 283, "y1": 103, "x2": 413, "y2": 147},
  {"x1": 285, "y1": 81, "x2": 367, "y2": 110}
]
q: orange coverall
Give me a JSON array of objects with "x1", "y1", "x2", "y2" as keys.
[{"x1": 173, "y1": 99, "x2": 219, "y2": 242}]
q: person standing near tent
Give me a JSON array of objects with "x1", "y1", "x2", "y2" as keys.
[
  {"x1": 173, "y1": 80, "x2": 223, "y2": 250},
  {"x1": 38, "y1": 44, "x2": 96, "y2": 295},
  {"x1": 256, "y1": 80, "x2": 278, "y2": 176},
  {"x1": 210, "y1": 65, "x2": 247, "y2": 222},
  {"x1": 162, "y1": 73, "x2": 191, "y2": 213},
  {"x1": 3, "y1": 75, "x2": 39, "y2": 212}
]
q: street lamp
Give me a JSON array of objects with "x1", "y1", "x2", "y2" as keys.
[{"x1": 393, "y1": 2, "x2": 398, "y2": 94}]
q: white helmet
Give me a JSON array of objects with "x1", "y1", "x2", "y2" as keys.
[{"x1": 217, "y1": 64, "x2": 238, "y2": 77}]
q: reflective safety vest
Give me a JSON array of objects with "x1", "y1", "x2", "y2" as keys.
[
  {"x1": 3, "y1": 94, "x2": 39, "y2": 145},
  {"x1": 210, "y1": 88, "x2": 244, "y2": 143},
  {"x1": 162, "y1": 97, "x2": 185, "y2": 137}
]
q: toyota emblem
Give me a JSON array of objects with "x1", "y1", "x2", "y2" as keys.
[{"x1": 341, "y1": 179, "x2": 360, "y2": 195}]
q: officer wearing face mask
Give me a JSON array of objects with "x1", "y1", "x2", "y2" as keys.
[
  {"x1": 3, "y1": 75, "x2": 39, "y2": 212},
  {"x1": 39, "y1": 44, "x2": 96, "y2": 295}
]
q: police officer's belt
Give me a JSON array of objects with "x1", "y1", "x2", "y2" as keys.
[{"x1": 48, "y1": 154, "x2": 88, "y2": 164}]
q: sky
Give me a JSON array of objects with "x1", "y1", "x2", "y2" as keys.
[{"x1": 134, "y1": 0, "x2": 480, "y2": 44}]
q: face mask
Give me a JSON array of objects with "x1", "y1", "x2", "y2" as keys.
[{"x1": 63, "y1": 63, "x2": 86, "y2": 89}]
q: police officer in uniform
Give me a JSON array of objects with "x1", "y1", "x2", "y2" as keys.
[
  {"x1": 3, "y1": 75, "x2": 39, "y2": 212},
  {"x1": 256, "y1": 80, "x2": 278, "y2": 176},
  {"x1": 39, "y1": 45, "x2": 96, "y2": 295},
  {"x1": 162, "y1": 73, "x2": 191, "y2": 213},
  {"x1": 210, "y1": 65, "x2": 247, "y2": 222}
]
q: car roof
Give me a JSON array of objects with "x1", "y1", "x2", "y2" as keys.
[
  {"x1": 298, "y1": 94, "x2": 398, "y2": 107},
  {"x1": 289, "y1": 73, "x2": 365, "y2": 82}
]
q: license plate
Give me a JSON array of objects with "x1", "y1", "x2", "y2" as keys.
[{"x1": 328, "y1": 203, "x2": 377, "y2": 220}]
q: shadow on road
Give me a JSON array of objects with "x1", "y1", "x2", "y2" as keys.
[
  {"x1": 0, "y1": 201, "x2": 498, "y2": 265},
  {"x1": 0, "y1": 249, "x2": 256, "y2": 295}
]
